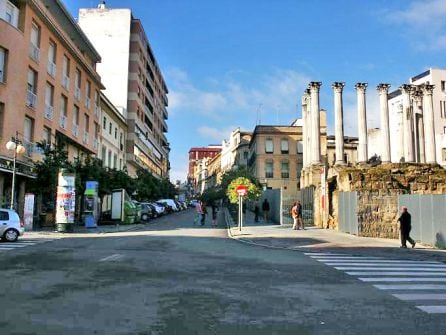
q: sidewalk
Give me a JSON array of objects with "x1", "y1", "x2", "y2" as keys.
[
  {"x1": 25, "y1": 223, "x2": 144, "y2": 239},
  {"x1": 225, "y1": 209, "x2": 446, "y2": 261}
]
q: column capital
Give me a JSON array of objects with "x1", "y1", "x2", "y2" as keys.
[
  {"x1": 400, "y1": 84, "x2": 416, "y2": 94},
  {"x1": 355, "y1": 82, "x2": 368, "y2": 91},
  {"x1": 332, "y1": 82, "x2": 345, "y2": 92},
  {"x1": 376, "y1": 83, "x2": 391, "y2": 94},
  {"x1": 308, "y1": 82, "x2": 322, "y2": 91},
  {"x1": 420, "y1": 83, "x2": 435, "y2": 95}
]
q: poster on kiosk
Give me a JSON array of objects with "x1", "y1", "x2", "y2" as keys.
[{"x1": 55, "y1": 169, "x2": 76, "y2": 232}]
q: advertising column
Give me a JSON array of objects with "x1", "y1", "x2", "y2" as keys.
[{"x1": 55, "y1": 169, "x2": 76, "y2": 232}]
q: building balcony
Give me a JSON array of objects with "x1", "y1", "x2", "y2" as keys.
[
  {"x1": 44, "y1": 104, "x2": 54, "y2": 120},
  {"x1": 59, "y1": 115, "x2": 67, "y2": 129},
  {"x1": 83, "y1": 132, "x2": 89, "y2": 145},
  {"x1": 163, "y1": 94, "x2": 168, "y2": 107},
  {"x1": 62, "y1": 75, "x2": 70, "y2": 90},
  {"x1": 72, "y1": 124, "x2": 79, "y2": 137},
  {"x1": 47, "y1": 61, "x2": 56, "y2": 78},
  {"x1": 74, "y1": 87, "x2": 81, "y2": 101},
  {"x1": 29, "y1": 43, "x2": 40, "y2": 62},
  {"x1": 26, "y1": 90, "x2": 37, "y2": 108},
  {"x1": 23, "y1": 140, "x2": 34, "y2": 158}
]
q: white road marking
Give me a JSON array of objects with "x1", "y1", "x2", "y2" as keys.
[
  {"x1": 318, "y1": 259, "x2": 441, "y2": 264},
  {"x1": 393, "y1": 294, "x2": 446, "y2": 301},
  {"x1": 374, "y1": 284, "x2": 446, "y2": 290},
  {"x1": 335, "y1": 267, "x2": 446, "y2": 271},
  {"x1": 416, "y1": 306, "x2": 446, "y2": 314},
  {"x1": 304, "y1": 253, "x2": 345, "y2": 256},
  {"x1": 346, "y1": 272, "x2": 446, "y2": 276},
  {"x1": 360, "y1": 277, "x2": 446, "y2": 282},
  {"x1": 99, "y1": 254, "x2": 124, "y2": 262}
]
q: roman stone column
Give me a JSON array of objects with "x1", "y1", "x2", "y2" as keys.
[
  {"x1": 421, "y1": 84, "x2": 437, "y2": 164},
  {"x1": 400, "y1": 84, "x2": 415, "y2": 163},
  {"x1": 413, "y1": 91, "x2": 425, "y2": 163},
  {"x1": 377, "y1": 84, "x2": 391, "y2": 163},
  {"x1": 309, "y1": 82, "x2": 322, "y2": 165},
  {"x1": 355, "y1": 83, "x2": 368, "y2": 163},
  {"x1": 301, "y1": 91, "x2": 309, "y2": 168},
  {"x1": 332, "y1": 82, "x2": 345, "y2": 165}
]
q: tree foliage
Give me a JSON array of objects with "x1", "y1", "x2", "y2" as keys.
[{"x1": 226, "y1": 177, "x2": 262, "y2": 204}]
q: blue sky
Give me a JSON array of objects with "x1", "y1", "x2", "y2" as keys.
[{"x1": 65, "y1": 0, "x2": 446, "y2": 182}]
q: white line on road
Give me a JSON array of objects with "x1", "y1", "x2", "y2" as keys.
[
  {"x1": 335, "y1": 267, "x2": 446, "y2": 271},
  {"x1": 346, "y1": 272, "x2": 446, "y2": 276},
  {"x1": 326, "y1": 263, "x2": 446, "y2": 267},
  {"x1": 316, "y1": 259, "x2": 441, "y2": 264},
  {"x1": 360, "y1": 277, "x2": 446, "y2": 282},
  {"x1": 374, "y1": 284, "x2": 446, "y2": 290},
  {"x1": 393, "y1": 294, "x2": 446, "y2": 301},
  {"x1": 99, "y1": 254, "x2": 124, "y2": 262},
  {"x1": 416, "y1": 306, "x2": 446, "y2": 314}
]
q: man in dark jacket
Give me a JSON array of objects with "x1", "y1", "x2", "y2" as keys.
[
  {"x1": 397, "y1": 206, "x2": 416, "y2": 248},
  {"x1": 262, "y1": 199, "x2": 270, "y2": 223}
]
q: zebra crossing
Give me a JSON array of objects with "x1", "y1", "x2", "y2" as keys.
[
  {"x1": 0, "y1": 239, "x2": 56, "y2": 252},
  {"x1": 306, "y1": 252, "x2": 446, "y2": 314}
]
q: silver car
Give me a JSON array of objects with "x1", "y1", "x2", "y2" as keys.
[{"x1": 0, "y1": 209, "x2": 24, "y2": 242}]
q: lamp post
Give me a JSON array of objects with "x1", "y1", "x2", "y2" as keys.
[{"x1": 6, "y1": 131, "x2": 26, "y2": 210}]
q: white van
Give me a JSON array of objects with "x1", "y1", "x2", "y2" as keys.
[{"x1": 158, "y1": 199, "x2": 179, "y2": 212}]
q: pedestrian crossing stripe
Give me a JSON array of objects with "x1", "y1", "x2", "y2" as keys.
[
  {"x1": 305, "y1": 252, "x2": 446, "y2": 314},
  {"x1": 0, "y1": 239, "x2": 56, "y2": 251}
]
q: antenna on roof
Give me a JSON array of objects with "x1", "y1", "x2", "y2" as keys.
[{"x1": 256, "y1": 103, "x2": 263, "y2": 126}]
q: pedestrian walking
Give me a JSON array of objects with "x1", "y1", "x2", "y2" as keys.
[
  {"x1": 262, "y1": 199, "x2": 270, "y2": 223},
  {"x1": 291, "y1": 201, "x2": 303, "y2": 230},
  {"x1": 254, "y1": 201, "x2": 260, "y2": 223},
  {"x1": 211, "y1": 202, "x2": 218, "y2": 227},
  {"x1": 194, "y1": 200, "x2": 202, "y2": 225},
  {"x1": 200, "y1": 200, "x2": 207, "y2": 226},
  {"x1": 397, "y1": 206, "x2": 416, "y2": 248}
]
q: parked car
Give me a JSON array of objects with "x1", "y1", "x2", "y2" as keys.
[
  {"x1": 158, "y1": 199, "x2": 179, "y2": 212},
  {"x1": 0, "y1": 209, "x2": 24, "y2": 242},
  {"x1": 149, "y1": 202, "x2": 165, "y2": 217},
  {"x1": 174, "y1": 200, "x2": 184, "y2": 211},
  {"x1": 156, "y1": 201, "x2": 173, "y2": 213},
  {"x1": 139, "y1": 203, "x2": 154, "y2": 221}
]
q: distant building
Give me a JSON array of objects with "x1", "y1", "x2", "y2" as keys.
[
  {"x1": 204, "y1": 152, "x2": 222, "y2": 191},
  {"x1": 248, "y1": 125, "x2": 303, "y2": 195},
  {"x1": 99, "y1": 93, "x2": 127, "y2": 170},
  {"x1": 326, "y1": 135, "x2": 358, "y2": 166},
  {"x1": 0, "y1": 0, "x2": 103, "y2": 212},
  {"x1": 79, "y1": 3, "x2": 169, "y2": 178},
  {"x1": 188, "y1": 146, "x2": 222, "y2": 192},
  {"x1": 221, "y1": 128, "x2": 252, "y2": 172}
]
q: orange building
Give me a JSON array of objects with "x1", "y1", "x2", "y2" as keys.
[{"x1": 0, "y1": 0, "x2": 103, "y2": 212}]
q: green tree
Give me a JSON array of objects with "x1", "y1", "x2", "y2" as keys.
[{"x1": 226, "y1": 177, "x2": 262, "y2": 204}]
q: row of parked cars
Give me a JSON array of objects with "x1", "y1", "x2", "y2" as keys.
[{"x1": 134, "y1": 199, "x2": 190, "y2": 222}]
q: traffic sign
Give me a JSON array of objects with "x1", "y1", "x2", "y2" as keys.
[{"x1": 235, "y1": 184, "x2": 248, "y2": 197}]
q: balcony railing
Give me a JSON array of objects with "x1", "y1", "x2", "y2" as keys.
[
  {"x1": 29, "y1": 44, "x2": 40, "y2": 62},
  {"x1": 44, "y1": 104, "x2": 54, "y2": 120},
  {"x1": 26, "y1": 90, "x2": 37, "y2": 108},
  {"x1": 72, "y1": 124, "x2": 79, "y2": 137},
  {"x1": 47, "y1": 61, "x2": 56, "y2": 77},
  {"x1": 23, "y1": 140, "x2": 34, "y2": 158},
  {"x1": 85, "y1": 97, "x2": 91, "y2": 109},
  {"x1": 62, "y1": 75, "x2": 70, "y2": 90},
  {"x1": 74, "y1": 87, "x2": 81, "y2": 100},
  {"x1": 94, "y1": 105, "x2": 101, "y2": 118},
  {"x1": 83, "y1": 132, "x2": 89, "y2": 144},
  {"x1": 59, "y1": 115, "x2": 67, "y2": 129}
]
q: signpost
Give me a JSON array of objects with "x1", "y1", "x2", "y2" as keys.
[{"x1": 235, "y1": 185, "x2": 248, "y2": 231}]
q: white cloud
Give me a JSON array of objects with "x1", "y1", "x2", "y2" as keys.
[
  {"x1": 197, "y1": 125, "x2": 238, "y2": 142},
  {"x1": 383, "y1": 0, "x2": 446, "y2": 50}
]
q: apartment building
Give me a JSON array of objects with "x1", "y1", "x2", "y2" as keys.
[
  {"x1": 78, "y1": 3, "x2": 170, "y2": 178},
  {"x1": 188, "y1": 146, "x2": 221, "y2": 190},
  {"x1": 99, "y1": 92, "x2": 127, "y2": 170},
  {"x1": 248, "y1": 125, "x2": 303, "y2": 195},
  {"x1": 0, "y1": 0, "x2": 102, "y2": 209},
  {"x1": 220, "y1": 128, "x2": 252, "y2": 172}
]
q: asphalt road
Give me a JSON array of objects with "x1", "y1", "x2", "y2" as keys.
[{"x1": 1, "y1": 209, "x2": 445, "y2": 335}]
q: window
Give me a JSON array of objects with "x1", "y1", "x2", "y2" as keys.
[
  {"x1": 48, "y1": 41, "x2": 56, "y2": 77},
  {"x1": 265, "y1": 160, "x2": 273, "y2": 178},
  {"x1": 26, "y1": 68, "x2": 37, "y2": 107},
  {"x1": 24, "y1": 116, "x2": 34, "y2": 156},
  {"x1": 265, "y1": 139, "x2": 274, "y2": 154},
  {"x1": 0, "y1": 210, "x2": 9, "y2": 221},
  {"x1": 441, "y1": 101, "x2": 446, "y2": 119},
  {"x1": 73, "y1": 105, "x2": 79, "y2": 125},
  {"x1": 109, "y1": 122, "x2": 112, "y2": 135},
  {"x1": 281, "y1": 160, "x2": 289, "y2": 179},
  {"x1": 44, "y1": 83, "x2": 54, "y2": 119},
  {"x1": 281, "y1": 139, "x2": 289, "y2": 154},
  {"x1": 3, "y1": 1, "x2": 19, "y2": 28},
  {"x1": 444, "y1": 127, "x2": 446, "y2": 135},
  {"x1": 94, "y1": 122, "x2": 100, "y2": 137},
  {"x1": 74, "y1": 68, "x2": 81, "y2": 100},
  {"x1": 0, "y1": 103, "x2": 4, "y2": 138},
  {"x1": 114, "y1": 154, "x2": 118, "y2": 169},
  {"x1": 103, "y1": 117, "x2": 106, "y2": 129},
  {"x1": 101, "y1": 145, "x2": 107, "y2": 166},
  {"x1": 297, "y1": 141, "x2": 303, "y2": 154},
  {"x1": 30, "y1": 22, "x2": 40, "y2": 61},
  {"x1": 85, "y1": 80, "x2": 91, "y2": 108},
  {"x1": 0, "y1": 47, "x2": 7, "y2": 82},
  {"x1": 442, "y1": 81, "x2": 446, "y2": 92},
  {"x1": 42, "y1": 127, "x2": 51, "y2": 144},
  {"x1": 84, "y1": 114, "x2": 89, "y2": 132},
  {"x1": 108, "y1": 150, "x2": 112, "y2": 168},
  {"x1": 114, "y1": 127, "x2": 117, "y2": 139},
  {"x1": 62, "y1": 55, "x2": 70, "y2": 89},
  {"x1": 60, "y1": 95, "x2": 67, "y2": 128},
  {"x1": 442, "y1": 148, "x2": 446, "y2": 162}
]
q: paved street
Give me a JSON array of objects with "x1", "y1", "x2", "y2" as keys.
[{"x1": 1, "y1": 209, "x2": 446, "y2": 334}]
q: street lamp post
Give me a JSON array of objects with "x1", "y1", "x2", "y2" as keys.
[{"x1": 6, "y1": 131, "x2": 26, "y2": 210}]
